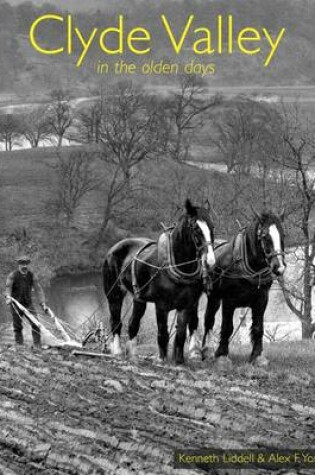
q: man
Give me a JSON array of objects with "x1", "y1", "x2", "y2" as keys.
[{"x1": 5, "y1": 255, "x2": 48, "y2": 348}]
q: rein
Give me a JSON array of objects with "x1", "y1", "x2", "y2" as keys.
[
  {"x1": 196, "y1": 240, "x2": 213, "y2": 252},
  {"x1": 259, "y1": 235, "x2": 285, "y2": 262}
]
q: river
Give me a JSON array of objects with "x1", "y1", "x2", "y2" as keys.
[{"x1": 1, "y1": 87, "x2": 314, "y2": 151}]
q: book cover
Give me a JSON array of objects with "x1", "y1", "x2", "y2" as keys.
[{"x1": 0, "y1": 0, "x2": 314, "y2": 473}]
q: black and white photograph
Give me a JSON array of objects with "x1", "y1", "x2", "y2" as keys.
[{"x1": 0, "y1": 0, "x2": 315, "y2": 473}]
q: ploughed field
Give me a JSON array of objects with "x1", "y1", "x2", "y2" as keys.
[{"x1": 0, "y1": 325, "x2": 315, "y2": 475}]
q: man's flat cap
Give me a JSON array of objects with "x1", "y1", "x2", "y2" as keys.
[{"x1": 16, "y1": 255, "x2": 31, "y2": 264}]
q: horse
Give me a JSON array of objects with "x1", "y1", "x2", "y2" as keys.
[
  {"x1": 103, "y1": 199, "x2": 215, "y2": 365},
  {"x1": 202, "y1": 210, "x2": 286, "y2": 365}
]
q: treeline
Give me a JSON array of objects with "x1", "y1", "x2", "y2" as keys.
[{"x1": 0, "y1": 76, "x2": 220, "y2": 150}]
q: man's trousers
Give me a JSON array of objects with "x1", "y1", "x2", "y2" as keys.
[{"x1": 11, "y1": 305, "x2": 41, "y2": 346}]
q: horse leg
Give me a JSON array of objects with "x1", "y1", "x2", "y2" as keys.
[
  {"x1": 201, "y1": 297, "x2": 221, "y2": 360},
  {"x1": 188, "y1": 303, "x2": 202, "y2": 361},
  {"x1": 250, "y1": 296, "x2": 268, "y2": 365},
  {"x1": 173, "y1": 309, "x2": 190, "y2": 365},
  {"x1": 103, "y1": 257, "x2": 125, "y2": 356},
  {"x1": 155, "y1": 305, "x2": 169, "y2": 361},
  {"x1": 215, "y1": 301, "x2": 235, "y2": 358},
  {"x1": 126, "y1": 300, "x2": 147, "y2": 361},
  {"x1": 107, "y1": 293, "x2": 124, "y2": 356}
]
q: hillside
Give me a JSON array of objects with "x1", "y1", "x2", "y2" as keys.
[{"x1": 0, "y1": 146, "x2": 224, "y2": 320}]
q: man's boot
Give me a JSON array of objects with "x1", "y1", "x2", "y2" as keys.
[
  {"x1": 32, "y1": 325, "x2": 41, "y2": 350},
  {"x1": 14, "y1": 331, "x2": 24, "y2": 346}
]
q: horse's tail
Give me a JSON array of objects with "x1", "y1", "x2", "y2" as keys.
[
  {"x1": 103, "y1": 255, "x2": 121, "y2": 299},
  {"x1": 103, "y1": 238, "x2": 149, "y2": 300}
]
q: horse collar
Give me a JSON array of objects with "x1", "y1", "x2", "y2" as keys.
[
  {"x1": 168, "y1": 230, "x2": 202, "y2": 282},
  {"x1": 157, "y1": 229, "x2": 202, "y2": 284},
  {"x1": 234, "y1": 231, "x2": 272, "y2": 285}
]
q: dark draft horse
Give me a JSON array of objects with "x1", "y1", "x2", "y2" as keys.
[
  {"x1": 202, "y1": 210, "x2": 286, "y2": 365},
  {"x1": 103, "y1": 200, "x2": 215, "y2": 364}
]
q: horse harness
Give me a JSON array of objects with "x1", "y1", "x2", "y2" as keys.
[
  {"x1": 231, "y1": 230, "x2": 272, "y2": 287},
  {"x1": 158, "y1": 229, "x2": 203, "y2": 283},
  {"x1": 131, "y1": 228, "x2": 211, "y2": 300},
  {"x1": 131, "y1": 240, "x2": 156, "y2": 299}
]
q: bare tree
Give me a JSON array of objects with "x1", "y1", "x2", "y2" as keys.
[
  {"x1": 0, "y1": 114, "x2": 21, "y2": 151},
  {"x1": 164, "y1": 74, "x2": 221, "y2": 162},
  {"x1": 206, "y1": 98, "x2": 290, "y2": 232},
  {"x1": 46, "y1": 89, "x2": 73, "y2": 147},
  {"x1": 275, "y1": 104, "x2": 315, "y2": 338},
  {"x1": 77, "y1": 101, "x2": 103, "y2": 144},
  {"x1": 99, "y1": 81, "x2": 167, "y2": 181},
  {"x1": 211, "y1": 98, "x2": 279, "y2": 174},
  {"x1": 93, "y1": 158, "x2": 140, "y2": 249},
  {"x1": 19, "y1": 106, "x2": 51, "y2": 148},
  {"x1": 52, "y1": 150, "x2": 102, "y2": 225},
  {"x1": 165, "y1": 165, "x2": 214, "y2": 219}
]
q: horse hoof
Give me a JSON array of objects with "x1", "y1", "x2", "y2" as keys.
[
  {"x1": 201, "y1": 346, "x2": 214, "y2": 361},
  {"x1": 154, "y1": 355, "x2": 167, "y2": 365},
  {"x1": 175, "y1": 360, "x2": 185, "y2": 366},
  {"x1": 216, "y1": 356, "x2": 232, "y2": 369},
  {"x1": 173, "y1": 355, "x2": 185, "y2": 366},
  {"x1": 126, "y1": 340, "x2": 138, "y2": 361},
  {"x1": 109, "y1": 343, "x2": 122, "y2": 357},
  {"x1": 253, "y1": 355, "x2": 269, "y2": 367},
  {"x1": 110, "y1": 335, "x2": 123, "y2": 357},
  {"x1": 189, "y1": 348, "x2": 202, "y2": 361}
]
